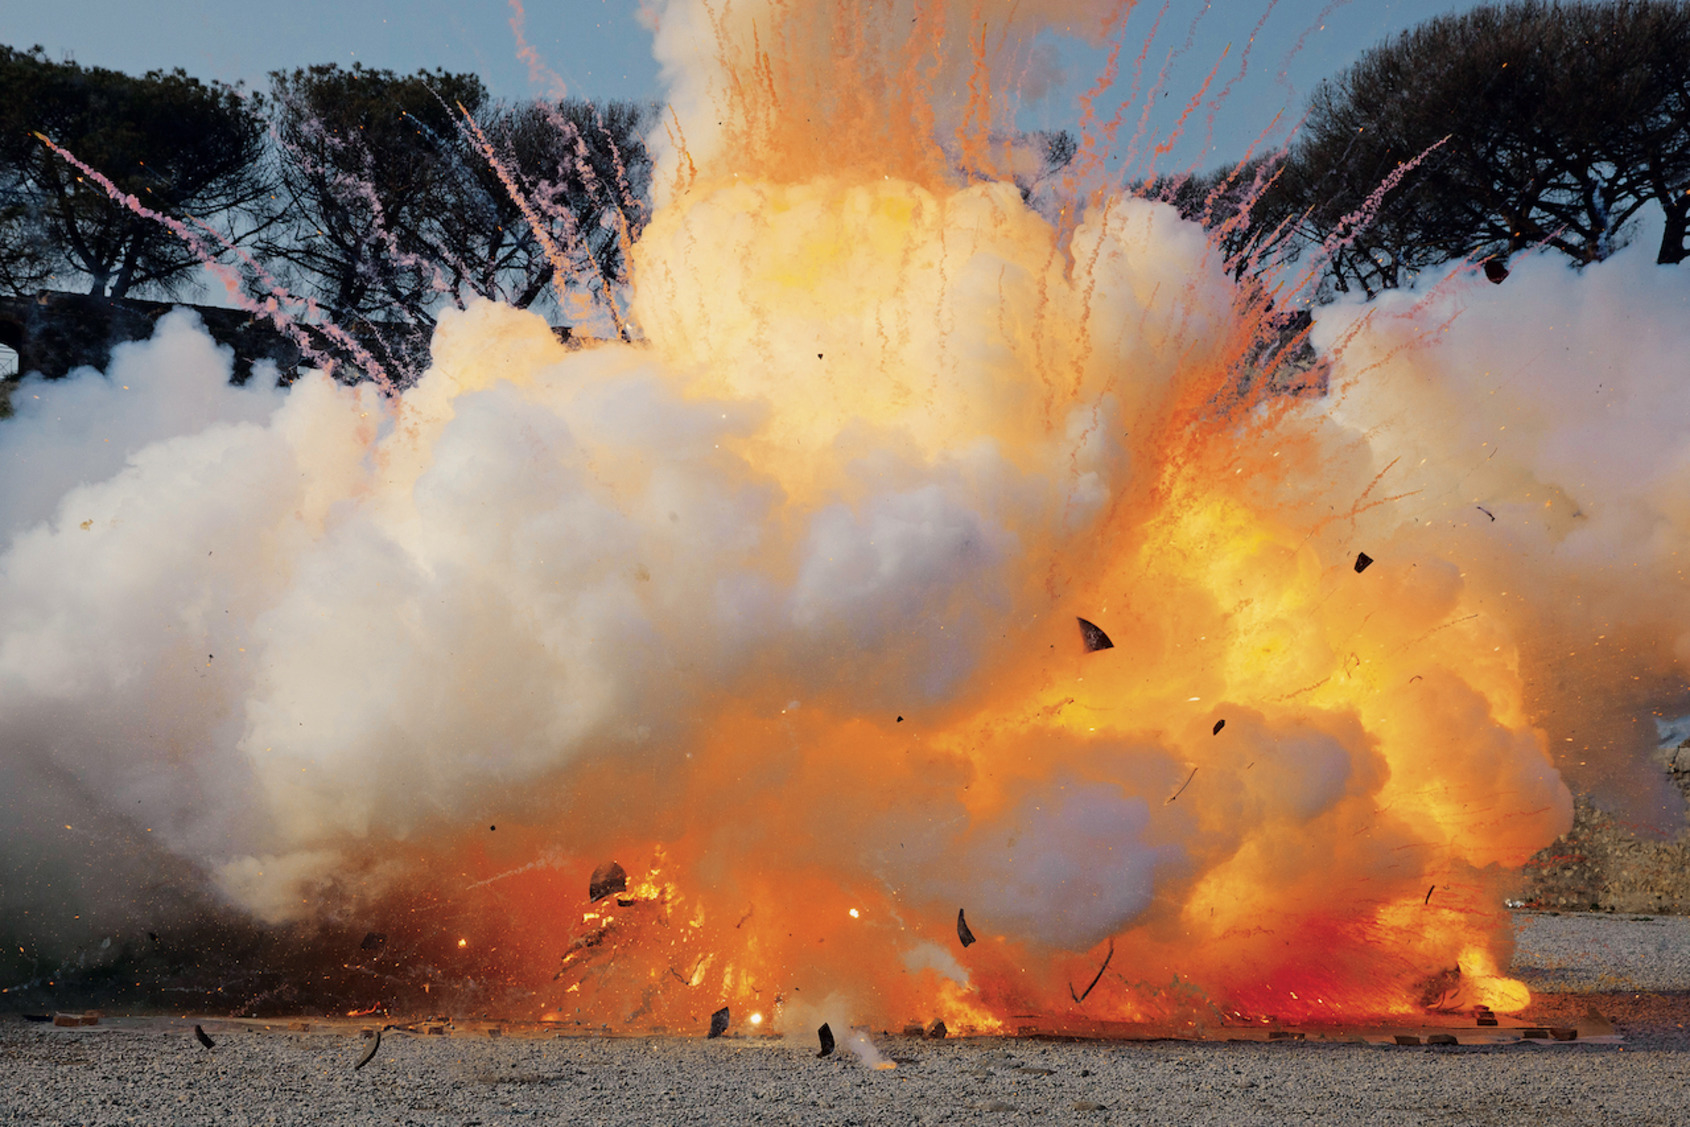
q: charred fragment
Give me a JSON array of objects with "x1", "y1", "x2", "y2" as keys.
[
  {"x1": 817, "y1": 1022, "x2": 835, "y2": 1057},
  {"x1": 193, "y1": 1025, "x2": 215, "y2": 1049},
  {"x1": 1424, "y1": 885, "x2": 1436, "y2": 905},
  {"x1": 354, "y1": 1028, "x2": 382, "y2": 1070},
  {"x1": 1354, "y1": 552, "x2": 1374, "y2": 573},
  {"x1": 589, "y1": 861, "x2": 628, "y2": 903},
  {"x1": 1212, "y1": 718, "x2": 1225, "y2": 735},
  {"x1": 1483, "y1": 259, "x2": 1510, "y2": 284},
  {"x1": 1165, "y1": 766, "x2": 1198, "y2": 804},
  {"x1": 1068, "y1": 938, "x2": 1115, "y2": 1004},
  {"x1": 957, "y1": 908, "x2": 977, "y2": 948},
  {"x1": 1077, "y1": 617, "x2": 1114, "y2": 652},
  {"x1": 926, "y1": 1020, "x2": 947, "y2": 1039},
  {"x1": 708, "y1": 1007, "x2": 730, "y2": 1038}
]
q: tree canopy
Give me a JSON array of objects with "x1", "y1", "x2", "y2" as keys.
[
  {"x1": 0, "y1": 45, "x2": 269, "y2": 299},
  {"x1": 1164, "y1": 1, "x2": 1690, "y2": 299},
  {"x1": 0, "y1": 51, "x2": 654, "y2": 383}
]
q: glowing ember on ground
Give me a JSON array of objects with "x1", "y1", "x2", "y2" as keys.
[{"x1": 4, "y1": 0, "x2": 1689, "y2": 1041}]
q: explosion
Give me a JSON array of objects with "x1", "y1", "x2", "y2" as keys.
[{"x1": 6, "y1": 0, "x2": 1688, "y2": 1038}]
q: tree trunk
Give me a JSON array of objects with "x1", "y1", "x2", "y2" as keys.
[{"x1": 1658, "y1": 197, "x2": 1689, "y2": 266}]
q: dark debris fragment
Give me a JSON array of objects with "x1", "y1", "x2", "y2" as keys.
[
  {"x1": 926, "y1": 1020, "x2": 947, "y2": 1040},
  {"x1": 360, "y1": 932, "x2": 387, "y2": 952},
  {"x1": 1354, "y1": 552, "x2": 1374, "y2": 574},
  {"x1": 1077, "y1": 617, "x2": 1114, "y2": 652},
  {"x1": 817, "y1": 1022, "x2": 835, "y2": 1057},
  {"x1": 957, "y1": 908, "x2": 976, "y2": 948},
  {"x1": 355, "y1": 1028, "x2": 382, "y2": 1070},
  {"x1": 708, "y1": 1007, "x2": 730, "y2": 1039},
  {"x1": 1212, "y1": 718, "x2": 1225, "y2": 735},
  {"x1": 589, "y1": 861, "x2": 628, "y2": 903},
  {"x1": 193, "y1": 1025, "x2": 215, "y2": 1050}
]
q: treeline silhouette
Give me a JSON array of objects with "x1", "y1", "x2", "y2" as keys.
[
  {"x1": 0, "y1": 47, "x2": 653, "y2": 383},
  {"x1": 1162, "y1": 0, "x2": 1690, "y2": 298},
  {"x1": 3, "y1": 0, "x2": 1689, "y2": 384}
]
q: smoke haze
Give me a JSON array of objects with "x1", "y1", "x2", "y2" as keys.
[{"x1": 2, "y1": 0, "x2": 1684, "y2": 1031}]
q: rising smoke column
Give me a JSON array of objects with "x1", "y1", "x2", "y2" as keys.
[{"x1": 7, "y1": 0, "x2": 1681, "y2": 1031}]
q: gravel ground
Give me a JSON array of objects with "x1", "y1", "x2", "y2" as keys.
[{"x1": 5, "y1": 912, "x2": 1690, "y2": 1127}]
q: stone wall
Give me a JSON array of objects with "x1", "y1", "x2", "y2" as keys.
[{"x1": 1519, "y1": 746, "x2": 1690, "y2": 913}]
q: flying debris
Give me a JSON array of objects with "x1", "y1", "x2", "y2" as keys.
[
  {"x1": 817, "y1": 1023, "x2": 835, "y2": 1057},
  {"x1": 589, "y1": 861, "x2": 628, "y2": 903},
  {"x1": 957, "y1": 908, "x2": 976, "y2": 948},
  {"x1": 925, "y1": 1020, "x2": 947, "y2": 1039},
  {"x1": 193, "y1": 1025, "x2": 215, "y2": 1049},
  {"x1": 1424, "y1": 885, "x2": 1436, "y2": 906},
  {"x1": 1068, "y1": 939, "x2": 1115, "y2": 1004},
  {"x1": 1212, "y1": 719, "x2": 1225, "y2": 735},
  {"x1": 1165, "y1": 767, "x2": 1198, "y2": 804},
  {"x1": 1484, "y1": 259, "x2": 1510, "y2": 284},
  {"x1": 359, "y1": 932, "x2": 387, "y2": 951},
  {"x1": 1354, "y1": 552, "x2": 1375, "y2": 574},
  {"x1": 708, "y1": 1007, "x2": 730, "y2": 1038},
  {"x1": 354, "y1": 1028, "x2": 382, "y2": 1070},
  {"x1": 1076, "y1": 617, "x2": 1114, "y2": 652}
]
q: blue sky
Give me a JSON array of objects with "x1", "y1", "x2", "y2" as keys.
[{"x1": 1, "y1": 1, "x2": 1489, "y2": 170}]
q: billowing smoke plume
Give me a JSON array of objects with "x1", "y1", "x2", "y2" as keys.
[{"x1": 0, "y1": 1, "x2": 1681, "y2": 1030}]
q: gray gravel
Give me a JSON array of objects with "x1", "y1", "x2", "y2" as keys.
[
  {"x1": 1512, "y1": 910, "x2": 1690, "y2": 992},
  {"x1": 5, "y1": 912, "x2": 1689, "y2": 1127}
]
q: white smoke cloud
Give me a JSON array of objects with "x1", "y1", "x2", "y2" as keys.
[{"x1": 1317, "y1": 218, "x2": 1690, "y2": 821}]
